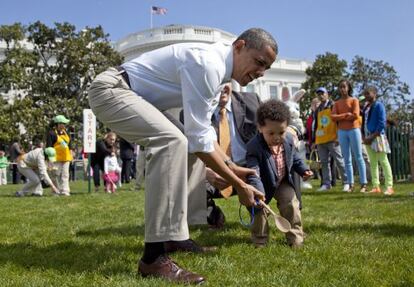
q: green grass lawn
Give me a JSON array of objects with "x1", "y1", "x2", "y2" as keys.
[{"x1": 1, "y1": 180, "x2": 414, "y2": 286}]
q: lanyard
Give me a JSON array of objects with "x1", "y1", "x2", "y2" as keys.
[{"x1": 238, "y1": 199, "x2": 259, "y2": 227}]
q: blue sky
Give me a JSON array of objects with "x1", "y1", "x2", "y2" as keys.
[{"x1": 1, "y1": 0, "x2": 413, "y2": 97}]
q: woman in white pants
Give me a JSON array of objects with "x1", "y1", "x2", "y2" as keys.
[{"x1": 16, "y1": 147, "x2": 59, "y2": 197}]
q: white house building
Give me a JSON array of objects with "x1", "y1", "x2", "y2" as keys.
[
  {"x1": 113, "y1": 24, "x2": 312, "y2": 101},
  {"x1": 1, "y1": 25, "x2": 312, "y2": 102}
]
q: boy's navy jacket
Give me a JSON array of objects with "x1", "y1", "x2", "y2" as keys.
[{"x1": 246, "y1": 132, "x2": 308, "y2": 204}]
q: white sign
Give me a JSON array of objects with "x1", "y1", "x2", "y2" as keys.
[{"x1": 83, "y1": 109, "x2": 96, "y2": 153}]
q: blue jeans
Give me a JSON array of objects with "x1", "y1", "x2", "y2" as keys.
[{"x1": 338, "y1": 128, "x2": 367, "y2": 185}]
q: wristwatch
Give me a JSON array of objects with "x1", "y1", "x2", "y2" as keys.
[{"x1": 224, "y1": 159, "x2": 234, "y2": 166}]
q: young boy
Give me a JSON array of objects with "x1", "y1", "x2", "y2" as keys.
[
  {"x1": 0, "y1": 150, "x2": 8, "y2": 185},
  {"x1": 246, "y1": 99, "x2": 313, "y2": 248}
]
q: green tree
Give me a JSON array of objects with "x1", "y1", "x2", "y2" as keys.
[
  {"x1": 0, "y1": 21, "x2": 123, "y2": 146},
  {"x1": 349, "y1": 56, "x2": 411, "y2": 121},
  {"x1": 0, "y1": 98, "x2": 17, "y2": 144},
  {"x1": 300, "y1": 52, "x2": 348, "y2": 117}
]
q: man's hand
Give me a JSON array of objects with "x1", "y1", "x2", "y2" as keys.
[
  {"x1": 302, "y1": 170, "x2": 313, "y2": 181},
  {"x1": 206, "y1": 167, "x2": 230, "y2": 190},
  {"x1": 237, "y1": 183, "x2": 265, "y2": 207},
  {"x1": 230, "y1": 165, "x2": 257, "y2": 182},
  {"x1": 51, "y1": 185, "x2": 60, "y2": 194}
]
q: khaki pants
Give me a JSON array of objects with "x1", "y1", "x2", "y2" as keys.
[
  {"x1": 0, "y1": 168, "x2": 7, "y2": 185},
  {"x1": 17, "y1": 166, "x2": 43, "y2": 196},
  {"x1": 187, "y1": 154, "x2": 207, "y2": 225},
  {"x1": 89, "y1": 67, "x2": 205, "y2": 242},
  {"x1": 53, "y1": 161, "x2": 70, "y2": 194},
  {"x1": 251, "y1": 180, "x2": 303, "y2": 246},
  {"x1": 135, "y1": 148, "x2": 207, "y2": 225}
]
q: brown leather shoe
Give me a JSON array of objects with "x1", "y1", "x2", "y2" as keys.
[
  {"x1": 138, "y1": 255, "x2": 205, "y2": 285},
  {"x1": 164, "y1": 239, "x2": 217, "y2": 254}
]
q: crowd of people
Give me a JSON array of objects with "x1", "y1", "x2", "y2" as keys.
[
  {"x1": 0, "y1": 117, "x2": 142, "y2": 197},
  {"x1": 0, "y1": 27, "x2": 404, "y2": 285},
  {"x1": 306, "y1": 82, "x2": 394, "y2": 195}
]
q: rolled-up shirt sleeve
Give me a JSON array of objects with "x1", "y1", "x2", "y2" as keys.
[{"x1": 179, "y1": 57, "x2": 222, "y2": 153}]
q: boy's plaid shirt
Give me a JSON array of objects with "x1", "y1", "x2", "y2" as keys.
[{"x1": 269, "y1": 144, "x2": 286, "y2": 183}]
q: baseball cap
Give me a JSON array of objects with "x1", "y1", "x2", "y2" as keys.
[
  {"x1": 316, "y1": 87, "x2": 328, "y2": 94},
  {"x1": 53, "y1": 115, "x2": 70, "y2": 124},
  {"x1": 44, "y1": 147, "x2": 57, "y2": 162}
]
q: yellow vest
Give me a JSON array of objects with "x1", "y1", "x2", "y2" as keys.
[
  {"x1": 315, "y1": 108, "x2": 337, "y2": 144},
  {"x1": 53, "y1": 130, "x2": 73, "y2": 162}
]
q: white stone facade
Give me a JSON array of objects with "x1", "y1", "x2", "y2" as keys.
[{"x1": 114, "y1": 25, "x2": 312, "y2": 101}]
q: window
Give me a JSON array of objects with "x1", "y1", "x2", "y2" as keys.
[
  {"x1": 269, "y1": 85, "x2": 278, "y2": 99},
  {"x1": 194, "y1": 28, "x2": 212, "y2": 35},
  {"x1": 291, "y1": 86, "x2": 300, "y2": 96},
  {"x1": 163, "y1": 28, "x2": 183, "y2": 34},
  {"x1": 246, "y1": 84, "x2": 255, "y2": 93}
]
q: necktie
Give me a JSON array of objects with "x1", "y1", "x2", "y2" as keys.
[{"x1": 219, "y1": 107, "x2": 233, "y2": 198}]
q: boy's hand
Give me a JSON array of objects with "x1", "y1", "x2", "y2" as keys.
[{"x1": 302, "y1": 170, "x2": 313, "y2": 181}]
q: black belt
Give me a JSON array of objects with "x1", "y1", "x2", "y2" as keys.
[{"x1": 116, "y1": 66, "x2": 131, "y2": 87}]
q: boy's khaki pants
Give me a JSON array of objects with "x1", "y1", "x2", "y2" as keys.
[{"x1": 251, "y1": 180, "x2": 303, "y2": 246}]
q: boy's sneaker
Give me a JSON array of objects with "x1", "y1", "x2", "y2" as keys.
[
  {"x1": 317, "y1": 185, "x2": 330, "y2": 192},
  {"x1": 251, "y1": 236, "x2": 268, "y2": 248},
  {"x1": 384, "y1": 187, "x2": 395, "y2": 195},
  {"x1": 369, "y1": 187, "x2": 382, "y2": 194},
  {"x1": 254, "y1": 242, "x2": 267, "y2": 248},
  {"x1": 61, "y1": 192, "x2": 70, "y2": 196},
  {"x1": 342, "y1": 184, "x2": 351, "y2": 192}
]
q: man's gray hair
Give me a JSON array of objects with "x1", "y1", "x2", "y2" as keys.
[{"x1": 234, "y1": 28, "x2": 278, "y2": 55}]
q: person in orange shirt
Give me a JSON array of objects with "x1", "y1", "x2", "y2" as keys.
[{"x1": 331, "y1": 80, "x2": 367, "y2": 193}]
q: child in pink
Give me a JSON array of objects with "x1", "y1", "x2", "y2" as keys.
[{"x1": 103, "y1": 147, "x2": 122, "y2": 193}]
